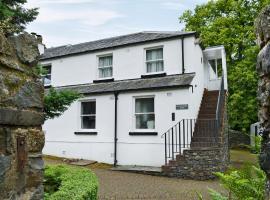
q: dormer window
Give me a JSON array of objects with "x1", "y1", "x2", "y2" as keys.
[
  {"x1": 41, "y1": 65, "x2": 51, "y2": 86},
  {"x1": 98, "y1": 55, "x2": 113, "y2": 78},
  {"x1": 146, "y1": 48, "x2": 164, "y2": 73}
]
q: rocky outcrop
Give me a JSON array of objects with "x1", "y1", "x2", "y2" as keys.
[
  {"x1": 256, "y1": 5, "x2": 270, "y2": 199},
  {"x1": 0, "y1": 31, "x2": 44, "y2": 200}
]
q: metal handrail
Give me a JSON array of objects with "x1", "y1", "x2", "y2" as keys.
[
  {"x1": 216, "y1": 73, "x2": 225, "y2": 130},
  {"x1": 163, "y1": 74, "x2": 225, "y2": 165}
]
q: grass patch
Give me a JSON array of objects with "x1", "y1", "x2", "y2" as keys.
[{"x1": 230, "y1": 149, "x2": 258, "y2": 168}]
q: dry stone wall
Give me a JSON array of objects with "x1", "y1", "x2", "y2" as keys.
[{"x1": 0, "y1": 31, "x2": 44, "y2": 200}]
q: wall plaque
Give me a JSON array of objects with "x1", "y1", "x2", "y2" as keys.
[{"x1": 176, "y1": 104, "x2": 188, "y2": 110}]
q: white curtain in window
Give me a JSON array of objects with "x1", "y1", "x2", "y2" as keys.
[
  {"x1": 146, "y1": 48, "x2": 163, "y2": 73},
  {"x1": 99, "y1": 56, "x2": 113, "y2": 78},
  {"x1": 146, "y1": 49, "x2": 163, "y2": 61},
  {"x1": 135, "y1": 98, "x2": 155, "y2": 129},
  {"x1": 147, "y1": 61, "x2": 163, "y2": 73},
  {"x1": 99, "y1": 56, "x2": 112, "y2": 67},
  {"x1": 99, "y1": 68, "x2": 112, "y2": 78}
]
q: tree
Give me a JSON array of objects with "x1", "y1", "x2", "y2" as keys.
[
  {"x1": 179, "y1": 0, "x2": 270, "y2": 133},
  {"x1": 44, "y1": 88, "x2": 82, "y2": 120},
  {"x1": 35, "y1": 66, "x2": 82, "y2": 120},
  {"x1": 0, "y1": 0, "x2": 38, "y2": 34}
]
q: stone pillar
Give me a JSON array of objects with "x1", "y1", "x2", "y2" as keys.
[
  {"x1": 0, "y1": 31, "x2": 45, "y2": 199},
  {"x1": 256, "y1": 6, "x2": 270, "y2": 199}
]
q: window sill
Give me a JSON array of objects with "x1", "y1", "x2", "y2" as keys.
[
  {"x1": 93, "y1": 78, "x2": 114, "y2": 83},
  {"x1": 141, "y1": 72, "x2": 166, "y2": 79},
  {"x1": 74, "y1": 131, "x2": 97, "y2": 135},
  {"x1": 129, "y1": 132, "x2": 158, "y2": 136}
]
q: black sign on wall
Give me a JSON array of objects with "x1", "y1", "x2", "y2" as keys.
[{"x1": 176, "y1": 104, "x2": 189, "y2": 110}]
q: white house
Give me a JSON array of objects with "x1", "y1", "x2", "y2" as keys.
[{"x1": 40, "y1": 31, "x2": 227, "y2": 167}]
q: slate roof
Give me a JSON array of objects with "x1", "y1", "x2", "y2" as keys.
[
  {"x1": 41, "y1": 31, "x2": 196, "y2": 60},
  {"x1": 50, "y1": 73, "x2": 195, "y2": 95}
]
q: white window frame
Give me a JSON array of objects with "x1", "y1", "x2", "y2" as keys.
[
  {"x1": 41, "y1": 64, "x2": 52, "y2": 86},
  {"x1": 133, "y1": 96, "x2": 155, "y2": 131},
  {"x1": 79, "y1": 99, "x2": 96, "y2": 130},
  {"x1": 145, "y1": 46, "x2": 164, "y2": 75},
  {"x1": 97, "y1": 54, "x2": 113, "y2": 79}
]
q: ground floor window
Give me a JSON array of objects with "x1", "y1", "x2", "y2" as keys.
[
  {"x1": 135, "y1": 97, "x2": 155, "y2": 129},
  {"x1": 80, "y1": 101, "x2": 96, "y2": 129}
]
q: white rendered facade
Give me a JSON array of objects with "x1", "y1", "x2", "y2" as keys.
[{"x1": 41, "y1": 33, "x2": 227, "y2": 167}]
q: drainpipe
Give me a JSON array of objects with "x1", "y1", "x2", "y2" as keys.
[
  {"x1": 182, "y1": 37, "x2": 185, "y2": 74},
  {"x1": 113, "y1": 92, "x2": 119, "y2": 167}
]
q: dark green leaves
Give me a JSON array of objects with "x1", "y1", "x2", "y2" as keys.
[
  {"x1": 0, "y1": 0, "x2": 38, "y2": 34},
  {"x1": 180, "y1": 0, "x2": 270, "y2": 132},
  {"x1": 44, "y1": 88, "x2": 82, "y2": 120}
]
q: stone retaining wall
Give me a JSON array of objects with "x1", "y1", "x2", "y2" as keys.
[
  {"x1": 0, "y1": 32, "x2": 45, "y2": 199},
  {"x1": 229, "y1": 129, "x2": 250, "y2": 149},
  {"x1": 162, "y1": 100, "x2": 229, "y2": 180}
]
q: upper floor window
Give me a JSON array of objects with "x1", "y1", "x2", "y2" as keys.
[
  {"x1": 80, "y1": 101, "x2": 96, "y2": 129},
  {"x1": 41, "y1": 65, "x2": 51, "y2": 86},
  {"x1": 98, "y1": 55, "x2": 113, "y2": 78},
  {"x1": 135, "y1": 97, "x2": 155, "y2": 129},
  {"x1": 146, "y1": 48, "x2": 164, "y2": 73}
]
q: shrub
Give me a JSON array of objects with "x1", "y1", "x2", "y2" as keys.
[
  {"x1": 251, "y1": 136, "x2": 262, "y2": 154},
  {"x1": 206, "y1": 165, "x2": 266, "y2": 200},
  {"x1": 44, "y1": 165, "x2": 98, "y2": 200}
]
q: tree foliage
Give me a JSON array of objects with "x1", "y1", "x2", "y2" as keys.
[
  {"x1": 0, "y1": 0, "x2": 38, "y2": 34},
  {"x1": 180, "y1": 0, "x2": 270, "y2": 132},
  {"x1": 210, "y1": 165, "x2": 266, "y2": 200},
  {"x1": 33, "y1": 66, "x2": 82, "y2": 120},
  {"x1": 44, "y1": 88, "x2": 82, "y2": 120}
]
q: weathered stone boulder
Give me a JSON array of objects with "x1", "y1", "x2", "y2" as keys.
[
  {"x1": 0, "y1": 31, "x2": 45, "y2": 199},
  {"x1": 8, "y1": 32, "x2": 40, "y2": 67},
  {"x1": 256, "y1": 5, "x2": 270, "y2": 199}
]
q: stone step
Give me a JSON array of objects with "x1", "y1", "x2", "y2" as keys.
[
  {"x1": 190, "y1": 142, "x2": 218, "y2": 148},
  {"x1": 191, "y1": 137, "x2": 220, "y2": 142}
]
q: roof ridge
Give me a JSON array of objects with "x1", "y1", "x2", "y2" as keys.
[
  {"x1": 45, "y1": 31, "x2": 195, "y2": 50},
  {"x1": 41, "y1": 31, "x2": 196, "y2": 60},
  {"x1": 47, "y1": 31, "x2": 145, "y2": 50}
]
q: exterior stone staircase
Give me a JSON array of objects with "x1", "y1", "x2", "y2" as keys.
[
  {"x1": 191, "y1": 90, "x2": 220, "y2": 148},
  {"x1": 162, "y1": 89, "x2": 229, "y2": 180}
]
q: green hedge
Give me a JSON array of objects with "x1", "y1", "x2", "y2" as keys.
[{"x1": 44, "y1": 165, "x2": 98, "y2": 200}]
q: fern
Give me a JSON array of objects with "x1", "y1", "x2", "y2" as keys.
[{"x1": 212, "y1": 165, "x2": 266, "y2": 200}]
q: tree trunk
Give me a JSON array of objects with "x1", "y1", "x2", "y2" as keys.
[{"x1": 255, "y1": 6, "x2": 270, "y2": 200}]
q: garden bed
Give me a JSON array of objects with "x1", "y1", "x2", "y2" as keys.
[{"x1": 44, "y1": 165, "x2": 98, "y2": 200}]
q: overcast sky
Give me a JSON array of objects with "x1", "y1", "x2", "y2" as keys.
[{"x1": 25, "y1": 0, "x2": 208, "y2": 48}]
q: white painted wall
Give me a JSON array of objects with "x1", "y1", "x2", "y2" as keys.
[
  {"x1": 43, "y1": 87, "x2": 200, "y2": 166},
  {"x1": 41, "y1": 36, "x2": 228, "y2": 166},
  {"x1": 41, "y1": 37, "x2": 202, "y2": 87}
]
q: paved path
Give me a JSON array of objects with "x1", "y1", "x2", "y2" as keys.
[
  {"x1": 92, "y1": 168, "x2": 222, "y2": 200},
  {"x1": 44, "y1": 157, "x2": 223, "y2": 200}
]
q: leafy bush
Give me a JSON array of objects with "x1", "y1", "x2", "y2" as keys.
[
  {"x1": 44, "y1": 165, "x2": 98, "y2": 200},
  {"x1": 206, "y1": 165, "x2": 266, "y2": 200},
  {"x1": 251, "y1": 136, "x2": 262, "y2": 154},
  {"x1": 44, "y1": 88, "x2": 82, "y2": 120}
]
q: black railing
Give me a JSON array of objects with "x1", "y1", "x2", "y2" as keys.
[
  {"x1": 162, "y1": 74, "x2": 225, "y2": 165},
  {"x1": 216, "y1": 74, "x2": 225, "y2": 131},
  {"x1": 162, "y1": 118, "x2": 220, "y2": 165},
  {"x1": 162, "y1": 119, "x2": 196, "y2": 165}
]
